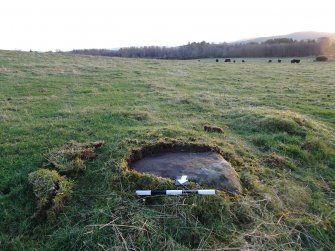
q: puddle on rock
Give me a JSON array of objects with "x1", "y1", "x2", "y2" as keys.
[{"x1": 130, "y1": 151, "x2": 242, "y2": 193}]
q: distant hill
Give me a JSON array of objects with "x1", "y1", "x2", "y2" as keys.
[
  {"x1": 236, "y1": 31, "x2": 335, "y2": 44},
  {"x1": 71, "y1": 31, "x2": 335, "y2": 59}
]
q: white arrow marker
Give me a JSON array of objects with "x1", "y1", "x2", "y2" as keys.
[{"x1": 176, "y1": 175, "x2": 188, "y2": 185}]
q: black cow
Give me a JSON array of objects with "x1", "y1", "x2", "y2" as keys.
[
  {"x1": 278, "y1": 59, "x2": 282, "y2": 63},
  {"x1": 224, "y1": 58, "x2": 231, "y2": 62},
  {"x1": 291, "y1": 59, "x2": 301, "y2": 63},
  {"x1": 242, "y1": 60, "x2": 245, "y2": 63},
  {"x1": 233, "y1": 60, "x2": 236, "y2": 63},
  {"x1": 216, "y1": 59, "x2": 219, "y2": 62},
  {"x1": 268, "y1": 59, "x2": 272, "y2": 63}
]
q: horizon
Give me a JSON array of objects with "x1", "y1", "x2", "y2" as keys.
[
  {"x1": 1, "y1": 0, "x2": 335, "y2": 52},
  {"x1": 1, "y1": 30, "x2": 333, "y2": 53}
]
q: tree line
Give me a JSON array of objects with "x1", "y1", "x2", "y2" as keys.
[{"x1": 70, "y1": 37, "x2": 334, "y2": 59}]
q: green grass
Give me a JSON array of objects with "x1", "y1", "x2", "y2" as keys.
[{"x1": 0, "y1": 51, "x2": 334, "y2": 250}]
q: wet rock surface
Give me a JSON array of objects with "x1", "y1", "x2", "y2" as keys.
[{"x1": 130, "y1": 152, "x2": 242, "y2": 193}]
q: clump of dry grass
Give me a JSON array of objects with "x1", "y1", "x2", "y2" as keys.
[{"x1": 47, "y1": 140, "x2": 104, "y2": 174}]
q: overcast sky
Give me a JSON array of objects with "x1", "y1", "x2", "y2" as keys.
[{"x1": 1, "y1": 0, "x2": 334, "y2": 51}]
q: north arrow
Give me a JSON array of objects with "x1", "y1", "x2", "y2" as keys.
[{"x1": 176, "y1": 175, "x2": 188, "y2": 185}]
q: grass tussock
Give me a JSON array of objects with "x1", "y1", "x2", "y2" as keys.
[
  {"x1": 225, "y1": 108, "x2": 316, "y2": 136},
  {"x1": 28, "y1": 169, "x2": 73, "y2": 222}
]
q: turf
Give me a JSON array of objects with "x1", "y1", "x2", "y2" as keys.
[{"x1": 0, "y1": 50, "x2": 334, "y2": 250}]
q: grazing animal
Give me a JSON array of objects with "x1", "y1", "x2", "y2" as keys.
[
  {"x1": 216, "y1": 59, "x2": 219, "y2": 62},
  {"x1": 242, "y1": 60, "x2": 245, "y2": 63},
  {"x1": 233, "y1": 60, "x2": 236, "y2": 63},
  {"x1": 291, "y1": 59, "x2": 300, "y2": 63},
  {"x1": 268, "y1": 59, "x2": 272, "y2": 63},
  {"x1": 278, "y1": 59, "x2": 282, "y2": 63},
  {"x1": 315, "y1": 56, "x2": 328, "y2": 62},
  {"x1": 204, "y1": 125, "x2": 224, "y2": 134},
  {"x1": 224, "y1": 58, "x2": 231, "y2": 62}
]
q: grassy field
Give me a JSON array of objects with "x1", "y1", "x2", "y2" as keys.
[{"x1": 0, "y1": 50, "x2": 334, "y2": 250}]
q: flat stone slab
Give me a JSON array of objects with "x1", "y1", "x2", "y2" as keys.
[{"x1": 130, "y1": 152, "x2": 242, "y2": 193}]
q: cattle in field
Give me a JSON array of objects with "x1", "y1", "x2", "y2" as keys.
[
  {"x1": 224, "y1": 58, "x2": 231, "y2": 62},
  {"x1": 291, "y1": 59, "x2": 300, "y2": 63},
  {"x1": 278, "y1": 59, "x2": 282, "y2": 63},
  {"x1": 315, "y1": 56, "x2": 328, "y2": 62},
  {"x1": 216, "y1": 59, "x2": 219, "y2": 62},
  {"x1": 268, "y1": 59, "x2": 272, "y2": 63},
  {"x1": 233, "y1": 60, "x2": 236, "y2": 63},
  {"x1": 242, "y1": 60, "x2": 245, "y2": 63}
]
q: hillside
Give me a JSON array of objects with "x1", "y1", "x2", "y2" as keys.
[
  {"x1": 0, "y1": 50, "x2": 334, "y2": 250},
  {"x1": 237, "y1": 31, "x2": 335, "y2": 44}
]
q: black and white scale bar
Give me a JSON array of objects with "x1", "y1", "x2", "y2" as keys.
[{"x1": 136, "y1": 189, "x2": 216, "y2": 196}]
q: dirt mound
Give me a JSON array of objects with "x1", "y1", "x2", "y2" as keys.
[{"x1": 204, "y1": 125, "x2": 224, "y2": 133}]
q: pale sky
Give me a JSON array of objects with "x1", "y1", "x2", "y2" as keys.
[{"x1": 0, "y1": 0, "x2": 334, "y2": 51}]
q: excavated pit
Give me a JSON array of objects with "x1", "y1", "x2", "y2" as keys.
[{"x1": 127, "y1": 143, "x2": 242, "y2": 194}]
